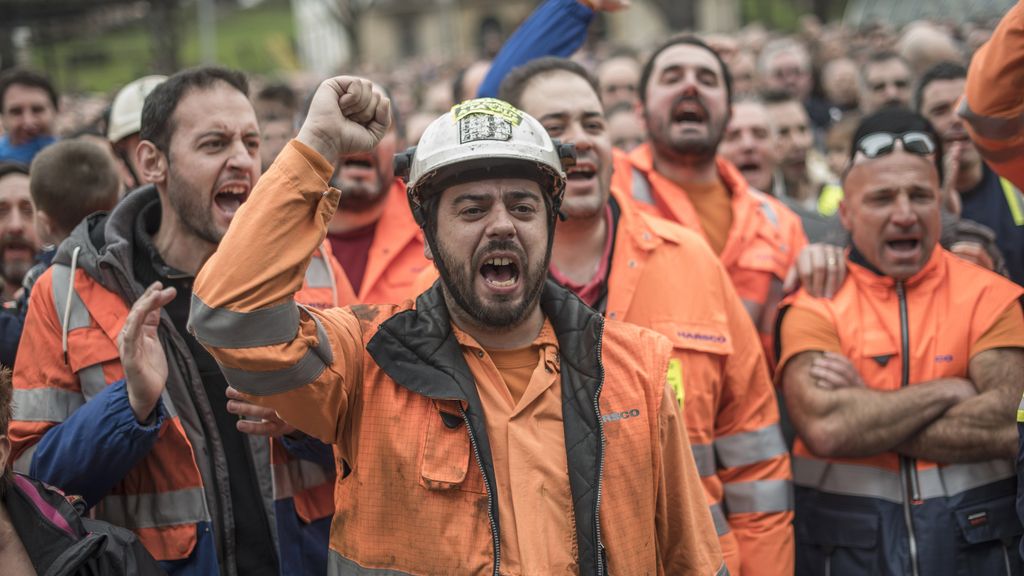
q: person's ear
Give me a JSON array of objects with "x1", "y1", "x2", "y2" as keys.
[
  {"x1": 136, "y1": 141, "x2": 168, "y2": 186},
  {"x1": 34, "y1": 210, "x2": 55, "y2": 245}
]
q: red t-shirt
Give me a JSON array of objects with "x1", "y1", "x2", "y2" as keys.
[{"x1": 327, "y1": 221, "x2": 378, "y2": 294}]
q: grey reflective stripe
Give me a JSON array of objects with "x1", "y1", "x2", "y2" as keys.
[
  {"x1": 329, "y1": 550, "x2": 416, "y2": 575},
  {"x1": 691, "y1": 443, "x2": 717, "y2": 477},
  {"x1": 709, "y1": 502, "x2": 731, "y2": 536},
  {"x1": 631, "y1": 167, "x2": 655, "y2": 205},
  {"x1": 97, "y1": 486, "x2": 210, "y2": 529},
  {"x1": 160, "y1": 389, "x2": 179, "y2": 419},
  {"x1": 272, "y1": 458, "x2": 333, "y2": 500},
  {"x1": 219, "y1": 311, "x2": 334, "y2": 396},
  {"x1": 716, "y1": 561, "x2": 731, "y2": 576},
  {"x1": 306, "y1": 255, "x2": 333, "y2": 288},
  {"x1": 14, "y1": 444, "x2": 37, "y2": 474},
  {"x1": 758, "y1": 197, "x2": 779, "y2": 228},
  {"x1": 50, "y1": 264, "x2": 90, "y2": 331},
  {"x1": 958, "y1": 99, "x2": 1024, "y2": 141},
  {"x1": 78, "y1": 364, "x2": 107, "y2": 400},
  {"x1": 715, "y1": 425, "x2": 787, "y2": 468},
  {"x1": 13, "y1": 388, "x2": 85, "y2": 422},
  {"x1": 793, "y1": 456, "x2": 1016, "y2": 504},
  {"x1": 723, "y1": 479, "x2": 793, "y2": 514},
  {"x1": 189, "y1": 293, "x2": 300, "y2": 348}
]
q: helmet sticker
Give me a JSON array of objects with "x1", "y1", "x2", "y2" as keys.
[
  {"x1": 451, "y1": 98, "x2": 524, "y2": 126},
  {"x1": 459, "y1": 114, "x2": 513, "y2": 144}
]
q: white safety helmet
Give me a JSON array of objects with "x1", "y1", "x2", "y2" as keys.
[
  {"x1": 107, "y1": 75, "x2": 167, "y2": 144},
  {"x1": 394, "y1": 98, "x2": 575, "y2": 227}
]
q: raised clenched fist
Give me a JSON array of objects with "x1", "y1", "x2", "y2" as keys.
[{"x1": 297, "y1": 76, "x2": 392, "y2": 162}]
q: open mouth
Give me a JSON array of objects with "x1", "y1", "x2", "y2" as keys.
[
  {"x1": 567, "y1": 162, "x2": 597, "y2": 182},
  {"x1": 214, "y1": 184, "x2": 250, "y2": 217},
  {"x1": 885, "y1": 238, "x2": 920, "y2": 254},
  {"x1": 479, "y1": 255, "x2": 520, "y2": 289},
  {"x1": 672, "y1": 100, "x2": 707, "y2": 124},
  {"x1": 737, "y1": 160, "x2": 762, "y2": 173}
]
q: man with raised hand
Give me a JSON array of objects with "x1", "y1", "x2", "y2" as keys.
[{"x1": 185, "y1": 77, "x2": 725, "y2": 575}]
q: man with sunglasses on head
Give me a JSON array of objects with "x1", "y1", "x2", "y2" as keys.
[{"x1": 775, "y1": 107, "x2": 1024, "y2": 576}]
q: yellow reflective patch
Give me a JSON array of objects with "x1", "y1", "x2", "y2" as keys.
[
  {"x1": 1000, "y1": 178, "x2": 1024, "y2": 226},
  {"x1": 667, "y1": 359, "x2": 684, "y2": 409},
  {"x1": 1018, "y1": 408, "x2": 1024, "y2": 423},
  {"x1": 451, "y1": 98, "x2": 524, "y2": 126}
]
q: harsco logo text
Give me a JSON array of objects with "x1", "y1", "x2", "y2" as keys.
[
  {"x1": 602, "y1": 409, "x2": 641, "y2": 423},
  {"x1": 677, "y1": 331, "x2": 727, "y2": 344}
]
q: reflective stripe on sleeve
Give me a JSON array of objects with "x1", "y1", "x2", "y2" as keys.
[
  {"x1": 13, "y1": 388, "x2": 85, "y2": 422},
  {"x1": 691, "y1": 443, "x2": 717, "y2": 478},
  {"x1": 98, "y1": 486, "x2": 210, "y2": 529},
  {"x1": 793, "y1": 456, "x2": 1016, "y2": 503},
  {"x1": 714, "y1": 424, "x2": 787, "y2": 469},
  {"x1": 78, "y1": 364, "x2": 107, "y2": 400},
  {"x1": 958, "y1": 99, "x2": 1024, "y2": 141},
  {"x1": 218, "y1": 311, "x2": 334, "y2": 396},
  {"x1": 189, "y1": 294, "x2": 300, "y2": 349},
  {"x1": 715, "y1": 562, "x2": 731, "y2": 576},
  {"x1": 708, "y1": 502, "x2": 731, "y2": 536},
  {"x1": 723, "y1": 478, "x2": 793, "y2": 514}
]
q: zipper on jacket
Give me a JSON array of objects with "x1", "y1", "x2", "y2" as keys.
[
  {"x1": 593, "y1": 319, "x2": 607, "y2": 576},
  {"x1": 460, "y1": 405, "x2": 501, "y2": 576},
  {"x1": 896, "y1": 281, "x2": 921, "y2": 576}
]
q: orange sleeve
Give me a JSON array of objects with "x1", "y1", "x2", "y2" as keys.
[
  {"x1": 962, "y1": 0, "x2": 1024, "y2": 189},
  {"x1": 775, "y1": 304, "x2": 841, "y2": 385},
  {"x1": 971, "y1": 301, "x2": 1024, "y2": 357}
]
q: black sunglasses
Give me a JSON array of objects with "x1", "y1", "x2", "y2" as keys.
[{"x1": 855, "y1": 131, "x2": 937, "y2": 159}]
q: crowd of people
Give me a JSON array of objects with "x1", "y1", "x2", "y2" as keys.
[{"x1": 0, "y1": 0, "x2": 1022, "y2": 574}]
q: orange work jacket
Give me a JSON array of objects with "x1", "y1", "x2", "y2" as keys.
[
  {"x1": 961, "y1": 0, "x2": 1024, "y2": 191},
  {"x1": 331, "y1": 178, "x2": 430, "y2": 305},
  {"x1": 11, "y1": 224, "x2": 341, "y2": 566},
  {"x1": 611, "y1": 146, "x2": 808, "y2": 361},
  {"x1": 778, "y1": 247, "x2": 1023, "y2": 502},
  {"x1": 190, "y1": 140, "x2": 728, "y2": 575},
  {"x1": 604, "y1": 186, "x2": 793, "y2": 576}
]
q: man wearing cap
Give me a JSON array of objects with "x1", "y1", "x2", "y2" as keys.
[
  {"x1": 107, "y1": 75, "x2": 167, "y2": 190},
  {"x1": 178, "y1": 77, "x2": 725, "y2": 574},
  {"x1": 776, "y1": 108, "x2": 1024, "y2": 575}
]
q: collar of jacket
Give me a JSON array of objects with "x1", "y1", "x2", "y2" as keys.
[
  {"x1": 366, "y1": 279, "x2": 606, "y2": 575},
  {"x1": 847, "y1": 242, "x2": 945, "y2": 292},
  {"x1": 5, "y1": 473, "x2": 89, "y2": 574}
]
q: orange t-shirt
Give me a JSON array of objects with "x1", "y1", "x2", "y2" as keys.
[
  {"x1": 682, "y1": 179, "x2": 733, "y2": 255},
  {"x1": 780, "y1": 301, "x2": 1024, "y2": 367},
  {"x1": 487, "y1": 345, "x2": 542, "y2": 405},
  {"x1": 458, "y1": 321, "x2": 577, "y2": 575}
]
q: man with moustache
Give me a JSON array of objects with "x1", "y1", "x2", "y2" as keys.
[
  {"x1": 186, "y1": 79, "x2": 726, "y2": 575},
  {"x1": 0, "y1": 163, "x2": 40, "y2": 302},
  {"x1": 860, "y1": 51, "x2": 914, "y2": 114},
  {"x1": 326, "y1": 99, "x2": 429, "y2": 304},
  {"x1": 500, "y1": 56, "x2": 793, "y2": 576},
  {"x1": 610, "y1": 36, "x2": 808, "y2": 358},
  {"x1": 917, "y1": 62, "x2": 1024, "y2": 286},
  {"x1": 10, "y1": 66, "x2": 343, "y2": 575}
]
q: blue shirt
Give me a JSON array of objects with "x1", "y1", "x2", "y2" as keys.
[
  {"x1": 0, "y1": 134, "x2": 57, "y2": 165},
  {"x1": 961, "y1": 164, "x2": 1024, "y2": 286}
]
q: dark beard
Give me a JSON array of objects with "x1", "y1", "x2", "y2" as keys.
[{"x1": 435, "y1": 238, "x2": 548, "y2": 330}]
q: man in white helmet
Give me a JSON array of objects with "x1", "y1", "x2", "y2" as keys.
[
  {"x1": 173, "y1": 76, "x2": 726, "y2": 574},
  {"x1": 107, "y1": 75, "x2": 166, "y2": 189}
]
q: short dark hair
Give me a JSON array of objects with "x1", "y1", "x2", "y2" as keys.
[
  {"x1": 29, "y1": 140, "x2": 120, "y2": 234},
  {"x1": 0, "y1": 68, "x2": 59, "y2": 112},
  {"x1": 914, "y1": 61, "x2": 967, "y2": 112},
  {"x1": 639, "y1": 35, "x2": 733, "y2": 107},
  {"x1": 140, "y1": 66, "x2": 249, "y2": 154},
  {"x1": 499, "y1": 57, "x2": 600, "y2": 109},
  {"x1": 862, "y1": 50, "x2": 910, "y2": 82},
  {"x1": 0, "y1": 162, "x2": 29, "y2": 182},
  {"x1": 254, "y1": 82, "x2": 298, "y2": 122},
  {"x1": 847, "y1": 106, "x2": 945, "y2": 184}
]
